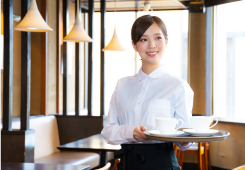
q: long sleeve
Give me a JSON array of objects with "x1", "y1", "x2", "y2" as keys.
[
  {"x1": 101, "y1": 82, "x2": 137, "y2": 145},
  {"x1": 174, "y1": 81, "x2": 194, "y2": 150},
  {"x1": 174, "y1": 81, "x2": 194, "y2": 128}
]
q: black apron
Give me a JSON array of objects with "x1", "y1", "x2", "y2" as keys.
[{"x1": 114, "y1": 142, "x2": 180, "y2": 170}]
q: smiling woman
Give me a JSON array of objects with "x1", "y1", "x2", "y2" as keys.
[{"x1": 101, "y1": 14, "x2": 194, "y2": 170}]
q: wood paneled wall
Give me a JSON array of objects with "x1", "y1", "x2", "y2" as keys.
[{"x1": 188, "y1": 12, "x2": 206, "y2": 115}]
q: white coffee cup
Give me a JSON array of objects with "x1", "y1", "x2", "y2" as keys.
[
  {"x1": 155, "y1": 118, "x2": 184, "y2": 134},
  {"x1": 190, "y1": 116, "x2": 218, "y2": 132}
]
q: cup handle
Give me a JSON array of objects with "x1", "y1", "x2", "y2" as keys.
[
  {"x1": 210, "y1": 116, "x2": 218, "y2": 129},
  {"x1": 176, "y1": 119, "x2": 184, "y2": 130}
]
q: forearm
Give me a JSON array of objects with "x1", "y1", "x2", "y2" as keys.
[{"x1": 101, "y1": 123, "x2": 137, "y2": 145}]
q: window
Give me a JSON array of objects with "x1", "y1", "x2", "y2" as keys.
[{"x1": 214, "y1": 1, "x2": 245, "y2": 120}]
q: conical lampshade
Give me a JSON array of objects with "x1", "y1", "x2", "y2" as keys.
[
  {"x1": 102, "y1": 27, "x2": 126, "y2": 51},
  {"x1": 0, "y1": 13, "x2": 3, "y2": 35},
  {"x1": 63, "y1": 1, "x2": 92, "y2": 42},
  {"x1": 14, "y1": 0, "x2": 53, "y2": 32}
]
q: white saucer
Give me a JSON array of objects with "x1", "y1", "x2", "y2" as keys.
[
  {"x1": 183, "y1": 129, "x2": 219, "y2": 137},
  {"x1": 147, "y1": 130, "x2": 185, "y2": 137}
]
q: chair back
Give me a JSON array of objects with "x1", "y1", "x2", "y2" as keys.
[{"x1": 113, "y1": 159, "x2": 120, "y2": 170}]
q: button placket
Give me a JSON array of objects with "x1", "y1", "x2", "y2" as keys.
[{"x1": 135, "y1": 77, "x2": 151, "y2": 126}]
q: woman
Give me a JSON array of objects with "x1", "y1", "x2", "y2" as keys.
[{"x1": 101, "y1": 15, "x2": 193, "y2": 170}]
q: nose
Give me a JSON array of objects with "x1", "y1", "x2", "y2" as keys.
[{"x1": 148, "y1": 39, "x2": 156, "y2": 49}]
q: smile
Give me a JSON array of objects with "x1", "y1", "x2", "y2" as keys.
[{"x1": 146, "y1": 51, "x2": 158, "y2": 56}]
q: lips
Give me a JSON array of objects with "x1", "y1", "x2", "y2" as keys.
[{"x1": 146, "y1": 51, "x2": 158, "y2": 57}]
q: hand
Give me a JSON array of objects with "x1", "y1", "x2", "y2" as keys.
[
  {"x1": 133, "y1": 126, "x2": 148, "y2": 142},
  {"x1": 178, "y1": 142, "x2": 192, "y2": 147}
]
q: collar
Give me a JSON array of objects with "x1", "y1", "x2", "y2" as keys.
[{"x1": 137, "y1": 65, "x2": 168, "y2": 81}]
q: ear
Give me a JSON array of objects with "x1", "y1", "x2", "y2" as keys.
[
  {"x1": 132, "y1": 41, "x2": 138, "y2": 52},
  {"x1": 165, "y1": 37, "x2": 169, "y2": 45}
]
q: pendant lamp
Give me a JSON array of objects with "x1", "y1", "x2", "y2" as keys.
[
  {"x1": 0, "y1": 13, "x2": 3, "y2": 35},
  {"x1": 14, "y1": 0, "x2": 53, "y2": 32},
  {"x1": 63, "y1": 0, "x2": 92, "y2": 42},
  {"x1": 102, "y1": 0, "x2": 126, "y2": 51}
]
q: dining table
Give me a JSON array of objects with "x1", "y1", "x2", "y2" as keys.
[
  {"x1": 1, "y1": 162, "x2": 90, "y2": 170},
  {"x1": 57, "y1": 134, "x2": 121, "y2": 168}
]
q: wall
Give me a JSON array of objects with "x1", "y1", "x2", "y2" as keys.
[
  {"x1": 30, "y1": 0, "x2": 42, "y2": 116},
  {"x1": 210, "y1": 122, "x2": 245, "y2": 169},
  {"x1": 47, "y1": 0, "x2": 57, "y2": 114},
  {"x1": 188, "y1": 12, "x2": 206, "y2": 115}
]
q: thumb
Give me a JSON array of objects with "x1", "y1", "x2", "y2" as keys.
[{"x1": 140, "y1": 126, "x2": 147, "y2": 131}]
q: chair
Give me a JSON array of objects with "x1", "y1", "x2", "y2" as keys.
[
  {"x1": 113, "y1": 159, "x2": 121, "y2": 170},
  {"x1": 233, "y1": 165, "x2": 245, "y2": 170},
  {"x1": 95, "y1": 163, "x2": 111, "y2": 170},
  {"x1": 174, "y1": 142, "x2": 210, "y2": 170}
]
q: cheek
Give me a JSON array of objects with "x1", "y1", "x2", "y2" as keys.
[
  {"x1": 136, "y1": 43, "x2": 147, "y2": 52},
  {"x1": 157, "y1": 41, "x2": 165, "y2": 50}
]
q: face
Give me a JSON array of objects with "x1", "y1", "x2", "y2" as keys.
[{"x1": 132, "y1": 22, "x2": 168, "y2": 66}]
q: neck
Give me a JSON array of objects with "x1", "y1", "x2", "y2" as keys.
[{"x1": 142, "y1": 62, "x2": 161, "y2": 75}]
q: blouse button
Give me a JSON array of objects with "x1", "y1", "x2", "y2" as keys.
[{"x1": 138, "y1": 102, "x2": 140, "y2": 104}]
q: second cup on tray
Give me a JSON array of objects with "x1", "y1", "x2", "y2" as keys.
[
  {"x1": 190, "y1": 116, "x2": 218, "y2": 132},
  {"x1": 155, "y1": 118, "x2": 184, "y2": 134}
]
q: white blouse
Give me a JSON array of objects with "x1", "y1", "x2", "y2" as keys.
[{"x1": 101, "y1": 65, "x2": 194, "y2": 149}]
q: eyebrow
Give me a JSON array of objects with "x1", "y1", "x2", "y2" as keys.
[{"x1": 142, "y1": 33, "x2": 162, "y2": 37}]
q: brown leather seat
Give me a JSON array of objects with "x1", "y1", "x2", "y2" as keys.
[{"x1": 35, "y1": 151, "x2": 100, "y2": 169}]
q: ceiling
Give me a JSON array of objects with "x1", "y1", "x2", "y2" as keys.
[{"x1": 69, "y1": 0, "x2": 198, "y2": 12}]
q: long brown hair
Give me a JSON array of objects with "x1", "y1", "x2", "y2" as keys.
[{"x1": 131, "y1": 15, "x2": 168, "y2": 45}]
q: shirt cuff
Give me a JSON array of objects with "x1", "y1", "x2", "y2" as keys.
[
  {"x1": 127, "y1": 126, "x2": 138, "y2": 143},
  {"x1": 174, "y1": 142, "x2": 193, "y2": 151}
]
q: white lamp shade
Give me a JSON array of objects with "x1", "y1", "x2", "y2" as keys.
[
  {"x1": 14, "y1": 0, "x2": 53, "y2": 32},
  {"x1": 63, "y1": 25, "x2": 92, "y2": 42},
  {"x1": 0, "y1": 13, "x2": 3, "y2": 35},
  {"x1": 63, "y1": 2, "x2": 92, "y2": 42},
  {"x1": 102, "y1": 28, "x2": 126, "y2": 51}
]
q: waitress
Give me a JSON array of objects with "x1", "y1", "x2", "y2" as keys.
[{"x1": 101, "y1": 15, "x2": 193, "y2": 170}]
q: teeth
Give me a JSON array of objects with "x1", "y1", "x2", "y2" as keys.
[{"x1": 147, "y1": 52, "x2": 157, "y2": 54}]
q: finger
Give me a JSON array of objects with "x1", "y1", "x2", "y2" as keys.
[{"x1": 139, "y1": 130, "x2": 148, "y2": 139}]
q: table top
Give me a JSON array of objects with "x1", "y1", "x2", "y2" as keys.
[
  {"x1": 1, "y1": 163, "x2": 90, "y2": 170},
  {"x1": 58, "y1": 134, "x2": 121, "y2": 152}
]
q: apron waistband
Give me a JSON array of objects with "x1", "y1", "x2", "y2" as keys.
[{"x1": 115, "y1": 143, "x2": 173, "y2": 170}]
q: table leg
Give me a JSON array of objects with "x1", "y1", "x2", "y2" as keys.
[{"x1": 100, "y1": 151, "x2": 107, "y2": 167}]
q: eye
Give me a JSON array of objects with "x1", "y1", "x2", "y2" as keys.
[
  {"x1": 156, "y1": 36, "x2": 162, "y2": 40},
  {"x1": 140, "y1": 38, "x2": 147, "y2": 42}
]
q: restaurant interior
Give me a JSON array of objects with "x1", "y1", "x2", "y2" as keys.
[{"x1": 1, "y1": 0, "x2": 245, "y2": 170}]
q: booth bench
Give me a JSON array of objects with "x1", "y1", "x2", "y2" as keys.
[{"x1": 10, "y1": 115, "x2": 114, "y2": 169}]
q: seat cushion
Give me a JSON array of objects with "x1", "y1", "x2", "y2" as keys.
[{"x1": 35, "y1": 151, "x2": 100, "y2": 169}]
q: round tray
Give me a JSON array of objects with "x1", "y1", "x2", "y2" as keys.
[{"x1": 143, "y1": 129, "x2": 230, "y2": 142}]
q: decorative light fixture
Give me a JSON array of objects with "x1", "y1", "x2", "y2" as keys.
[
  {"x1": 102, "y1": 0, "x2": 126, "y2": 51},
  {"x1": 14, "y1": 0, "x2": 52, "y2": 32},
  {"x1": 63, "y1": 0, "x2": 92, "y2": 42},
  {"x1": 1, "y1": 12, "x2": 3, "y2": 35}
]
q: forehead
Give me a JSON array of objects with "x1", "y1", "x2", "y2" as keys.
[{"x1": 142, "y1": 22, "x2": 163, "y2": 36}]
